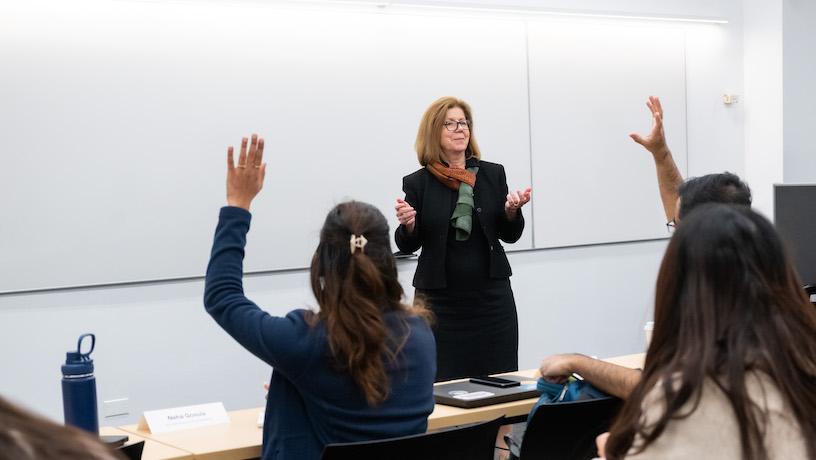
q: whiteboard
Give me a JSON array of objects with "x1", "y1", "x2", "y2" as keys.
[
  {"x1": 0, "y1": 1, "x2": 533, "y2": 292},
  {"x1": 527, "y1": 21, "x2": 688, "y2": 248}
]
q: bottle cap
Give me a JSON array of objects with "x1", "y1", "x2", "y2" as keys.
[{"x1": 62, "y1": 334, "x2": 95, "y2": 376}]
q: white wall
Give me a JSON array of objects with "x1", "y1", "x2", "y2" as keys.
[
  {"x1": 743, "y1": 0, "x2": 783, "y2": 218},
  {"x1": 782, "y1": 0, "x2": 816, "y2": 184},
  {"x1": 0, "y1": 0, "x2": 742, "y2": 426}
]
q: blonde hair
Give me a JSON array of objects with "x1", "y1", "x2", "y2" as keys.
[{"x1": 415, "y1": 96, "x2": 482, "y2": 166}]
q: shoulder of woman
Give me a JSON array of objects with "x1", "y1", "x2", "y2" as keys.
[
  {"x1": 474, "y1": 160, "x2": 502, "y2": 170},
  {"x1": 404, "y1": 167, "x2": 428, "y2": 183}
]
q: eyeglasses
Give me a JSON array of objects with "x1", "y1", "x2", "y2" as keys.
[
  {"x1": 666, "y1": 219, "x2": 677, "y2": 234},
  {"x1": 443, "y1": 120, "x2": 471, "y2": 132}
]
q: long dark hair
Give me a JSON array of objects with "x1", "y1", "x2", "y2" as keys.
[
  {"x1": 605, "y1": 204, "x2": 816, "y2": 460},
  {"x1": 309, "y1": 201, "x2": 430, "y2": 406},
  {"x1": 0, "y1": 395, "x2": 123, "y2": 460}
]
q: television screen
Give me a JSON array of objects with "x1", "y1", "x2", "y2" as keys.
[{"x1": 774, "y1": 184, "x2": 816, "y2": 287}]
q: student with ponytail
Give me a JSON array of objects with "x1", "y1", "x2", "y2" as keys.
[{"x1": 204, "y1": 134, "x2": 436, "y2": 460}]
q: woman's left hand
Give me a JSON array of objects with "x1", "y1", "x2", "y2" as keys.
[
  {"x1": 226, "y1": 133, "x2": 266, "y2": 211},
  {"x1": 505, "y1": 187, "x2": 532, "y2": 219}
]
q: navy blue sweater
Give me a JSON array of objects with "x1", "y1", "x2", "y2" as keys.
[{"x1": 204, "y1": 206, "x2": 436, "y2": 460}]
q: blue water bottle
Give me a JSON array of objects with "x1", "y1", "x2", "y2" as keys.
[{"x1": 61, "y1": 333, "x2": 99, "y2": 434}]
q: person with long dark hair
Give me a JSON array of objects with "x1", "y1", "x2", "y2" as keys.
[
  {"x1": 204, "y1": 134, "x2": 436, "y2": 459},
  {"x1": 598, "y1": 204, "x2": 816, "y2": 459}
]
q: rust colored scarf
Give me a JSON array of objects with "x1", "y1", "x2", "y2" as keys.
[{"x1": 426, "y1": 161, "x2": 477, "y2": 190}]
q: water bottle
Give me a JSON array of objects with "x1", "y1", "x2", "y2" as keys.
[{"x1": 61, "y1": 333, "x2": 99, "y2": 434}]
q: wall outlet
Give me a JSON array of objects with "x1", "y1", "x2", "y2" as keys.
[{"x1": 103, "y1": 397, "x2": 129, "y2": 418}]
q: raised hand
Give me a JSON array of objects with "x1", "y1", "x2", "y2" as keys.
[
  {"x1": 226, "y1": 133, "x2": 267, "y2": 211},
  {"x1": 629, "y1": 96, "x2": 670, "y2": 159},
  {"x1": 395, "y1": 198, "x2": 417, "y2": 233},
  {"x1": 504, "y1": 187, "x2": 532, "y2": 219}
]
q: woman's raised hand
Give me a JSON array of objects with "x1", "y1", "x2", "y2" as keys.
[
  {"x1": 226, "y1": 134, "x2": 266, "y2": 211},
  {"x1": 395, "y1": 198, "x2": 417, "y2": 233}
]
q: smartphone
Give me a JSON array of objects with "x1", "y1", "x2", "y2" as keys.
[{"x1": 469, "y1": 376, "x2": 521, "y2": 388}]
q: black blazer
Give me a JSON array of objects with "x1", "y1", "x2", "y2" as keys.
[{"x1": 395, "y1": 160, "x2": 525, "y2": 289}]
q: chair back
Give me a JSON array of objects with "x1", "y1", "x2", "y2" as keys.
[
  {"x1": 518, "y1": 396, "x2": 622, "y2": 460},
  {"x1": 117, "y1": 440, "x2": 145, "y2": 460},
  {"x1": 322, "y1": 416, "x2": 505, "y2": 460}
]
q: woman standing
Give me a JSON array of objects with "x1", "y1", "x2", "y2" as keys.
[{"x1": 395, "y1": 97, "x2": 531, "y2": 381}]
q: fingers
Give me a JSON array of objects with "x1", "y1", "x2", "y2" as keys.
[
  {"x1": 247, "y1": 134, "x2": 258, "y2": 166},
  {"x1": 397, "y1": 208, "x2": 417, "y2": 225},
  {"x1": 521, "y1": 187, "x2": 532, "y2": 203},
  {"x1": 227, "y1": 146, "x2": 235, "y2": 171},
  {"x1": 507, "y1": 192, "x2": 520, "y2": 207},
  {"x1": 629, "y1": 133, "x2": 645, "y2": 146},
  {"x1": 255, "y1": 136, "x2": 265, "y2": 167},
  {"x1": 652, "y1": 96, "x2": 663, "y2": 116},
  {"x1": 238, "y1": 137, "x2": 248, "y2": 167}
]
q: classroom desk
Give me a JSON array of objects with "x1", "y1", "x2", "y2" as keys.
[
  {"x1": 100, "y1": 426, "x2": 194, "y2": 460},
  {"x1": 427, "y1": 352, "x2": 644, "y2": 431},
  {"x1": 116, "y1": 408, "x2": 262, "y2": 460},
  {"x1": 107, "y1": 353, "x2": 644, "y2": 459}
]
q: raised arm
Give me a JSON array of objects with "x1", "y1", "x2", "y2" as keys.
[
  {"x1": 629, "y1": 96, "x2": 684, "y2": 223},
  {"x1": 204, "y1": 135, "x2": 316, "y2": 379},
  {"x1": 538, "y1": 353, "x2": 642, "y2": 399}
]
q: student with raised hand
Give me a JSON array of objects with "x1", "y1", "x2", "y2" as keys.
[
  {"x1": 537, "y1": 98, "x2": 753, "y2": 399},
  {"x1": 204, "y1": 134, "x2": 436, "y2": 459},
  {"x1": 0, "y1": 395, "x2": 123, "y2": 460},
  {"x1": 627, "y1": 95, "x2": 684, "y2": 224},
  {"x1": 598, "y1": 204, "x2": 816, "y2": 459}
]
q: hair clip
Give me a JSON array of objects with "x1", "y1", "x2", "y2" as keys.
[{"x1": 350, "y1": 234, "x2": 368, "y2": 254}]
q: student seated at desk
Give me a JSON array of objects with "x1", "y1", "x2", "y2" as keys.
[
  {"x1": 0, "y1": 395, "x2": 123, "y2": 460},
  {"x1": 594, "y1": 204, "x2": 816, "y2": 459},
  {"x1": 538, "y1": 96, "x2": 753, "y2": 399},
  {"x1": 204, "y1": 135, "x2": 436, "y2": 460}
]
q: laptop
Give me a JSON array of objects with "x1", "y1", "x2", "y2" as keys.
[{"x1": 434, "y1": 374, "x2": 540, "y2": 409}]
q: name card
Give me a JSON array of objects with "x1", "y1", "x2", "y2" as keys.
[{"x1": 137, "y1": 402, "x2": 230, "y2": 434}]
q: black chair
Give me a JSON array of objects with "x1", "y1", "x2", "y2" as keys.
[
  {"x1": 513, "y1": 397, "x2": 622, "y2": 460},
  {"x1": 117, "y1": 440, "x2": 145, "y2": 460},
  {"x1": 321, "y1": 416, "x2": 505, "y2": 460}
]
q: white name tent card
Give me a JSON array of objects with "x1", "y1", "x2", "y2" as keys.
[{"x1": 137, "y1": 402, "x2": 230, "y2": 434}]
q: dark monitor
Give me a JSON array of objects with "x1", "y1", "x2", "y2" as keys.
[{"x1": 774, "y1": 184, "x2": 816, "y2": 287}]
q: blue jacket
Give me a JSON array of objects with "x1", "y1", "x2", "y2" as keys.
[{"x1": 204, "y1": 206, "x2": 437, "y2": 459}]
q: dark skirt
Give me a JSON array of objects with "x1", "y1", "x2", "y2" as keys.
[{"x1": 418, "y1": 279, "x2": 519, "y2": 382}]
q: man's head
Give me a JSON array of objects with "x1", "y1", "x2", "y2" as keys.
[{"x1": 676, "y1": 172, "x2": 751, "y2": 220}]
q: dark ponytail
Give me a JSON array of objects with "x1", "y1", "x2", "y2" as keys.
[{"x1": 309, "y1": 201, "x2": 430, "y2": 406}]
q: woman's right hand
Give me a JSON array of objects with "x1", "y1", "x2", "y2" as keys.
[
  {"x1": 395, "y1": 198, "x2": 417, "y2": 233},
  {"x1": 227, "y1": 134, "x2": 266, "y2": 211}
]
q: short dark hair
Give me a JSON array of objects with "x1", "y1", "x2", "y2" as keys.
[{"x1": 677, "y1": 172, "x2": 751, "y2": 219}]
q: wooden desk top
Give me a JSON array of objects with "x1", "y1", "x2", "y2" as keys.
[
  {"x1": 109, "y1": 353, "x2": 645, "y2": 459},
  {"x1": 100, "y1": 426, "x2": 193, "y2": 460},
  {"x1": 117, "y1": 408, "x2": 262, "y2": 460}
]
